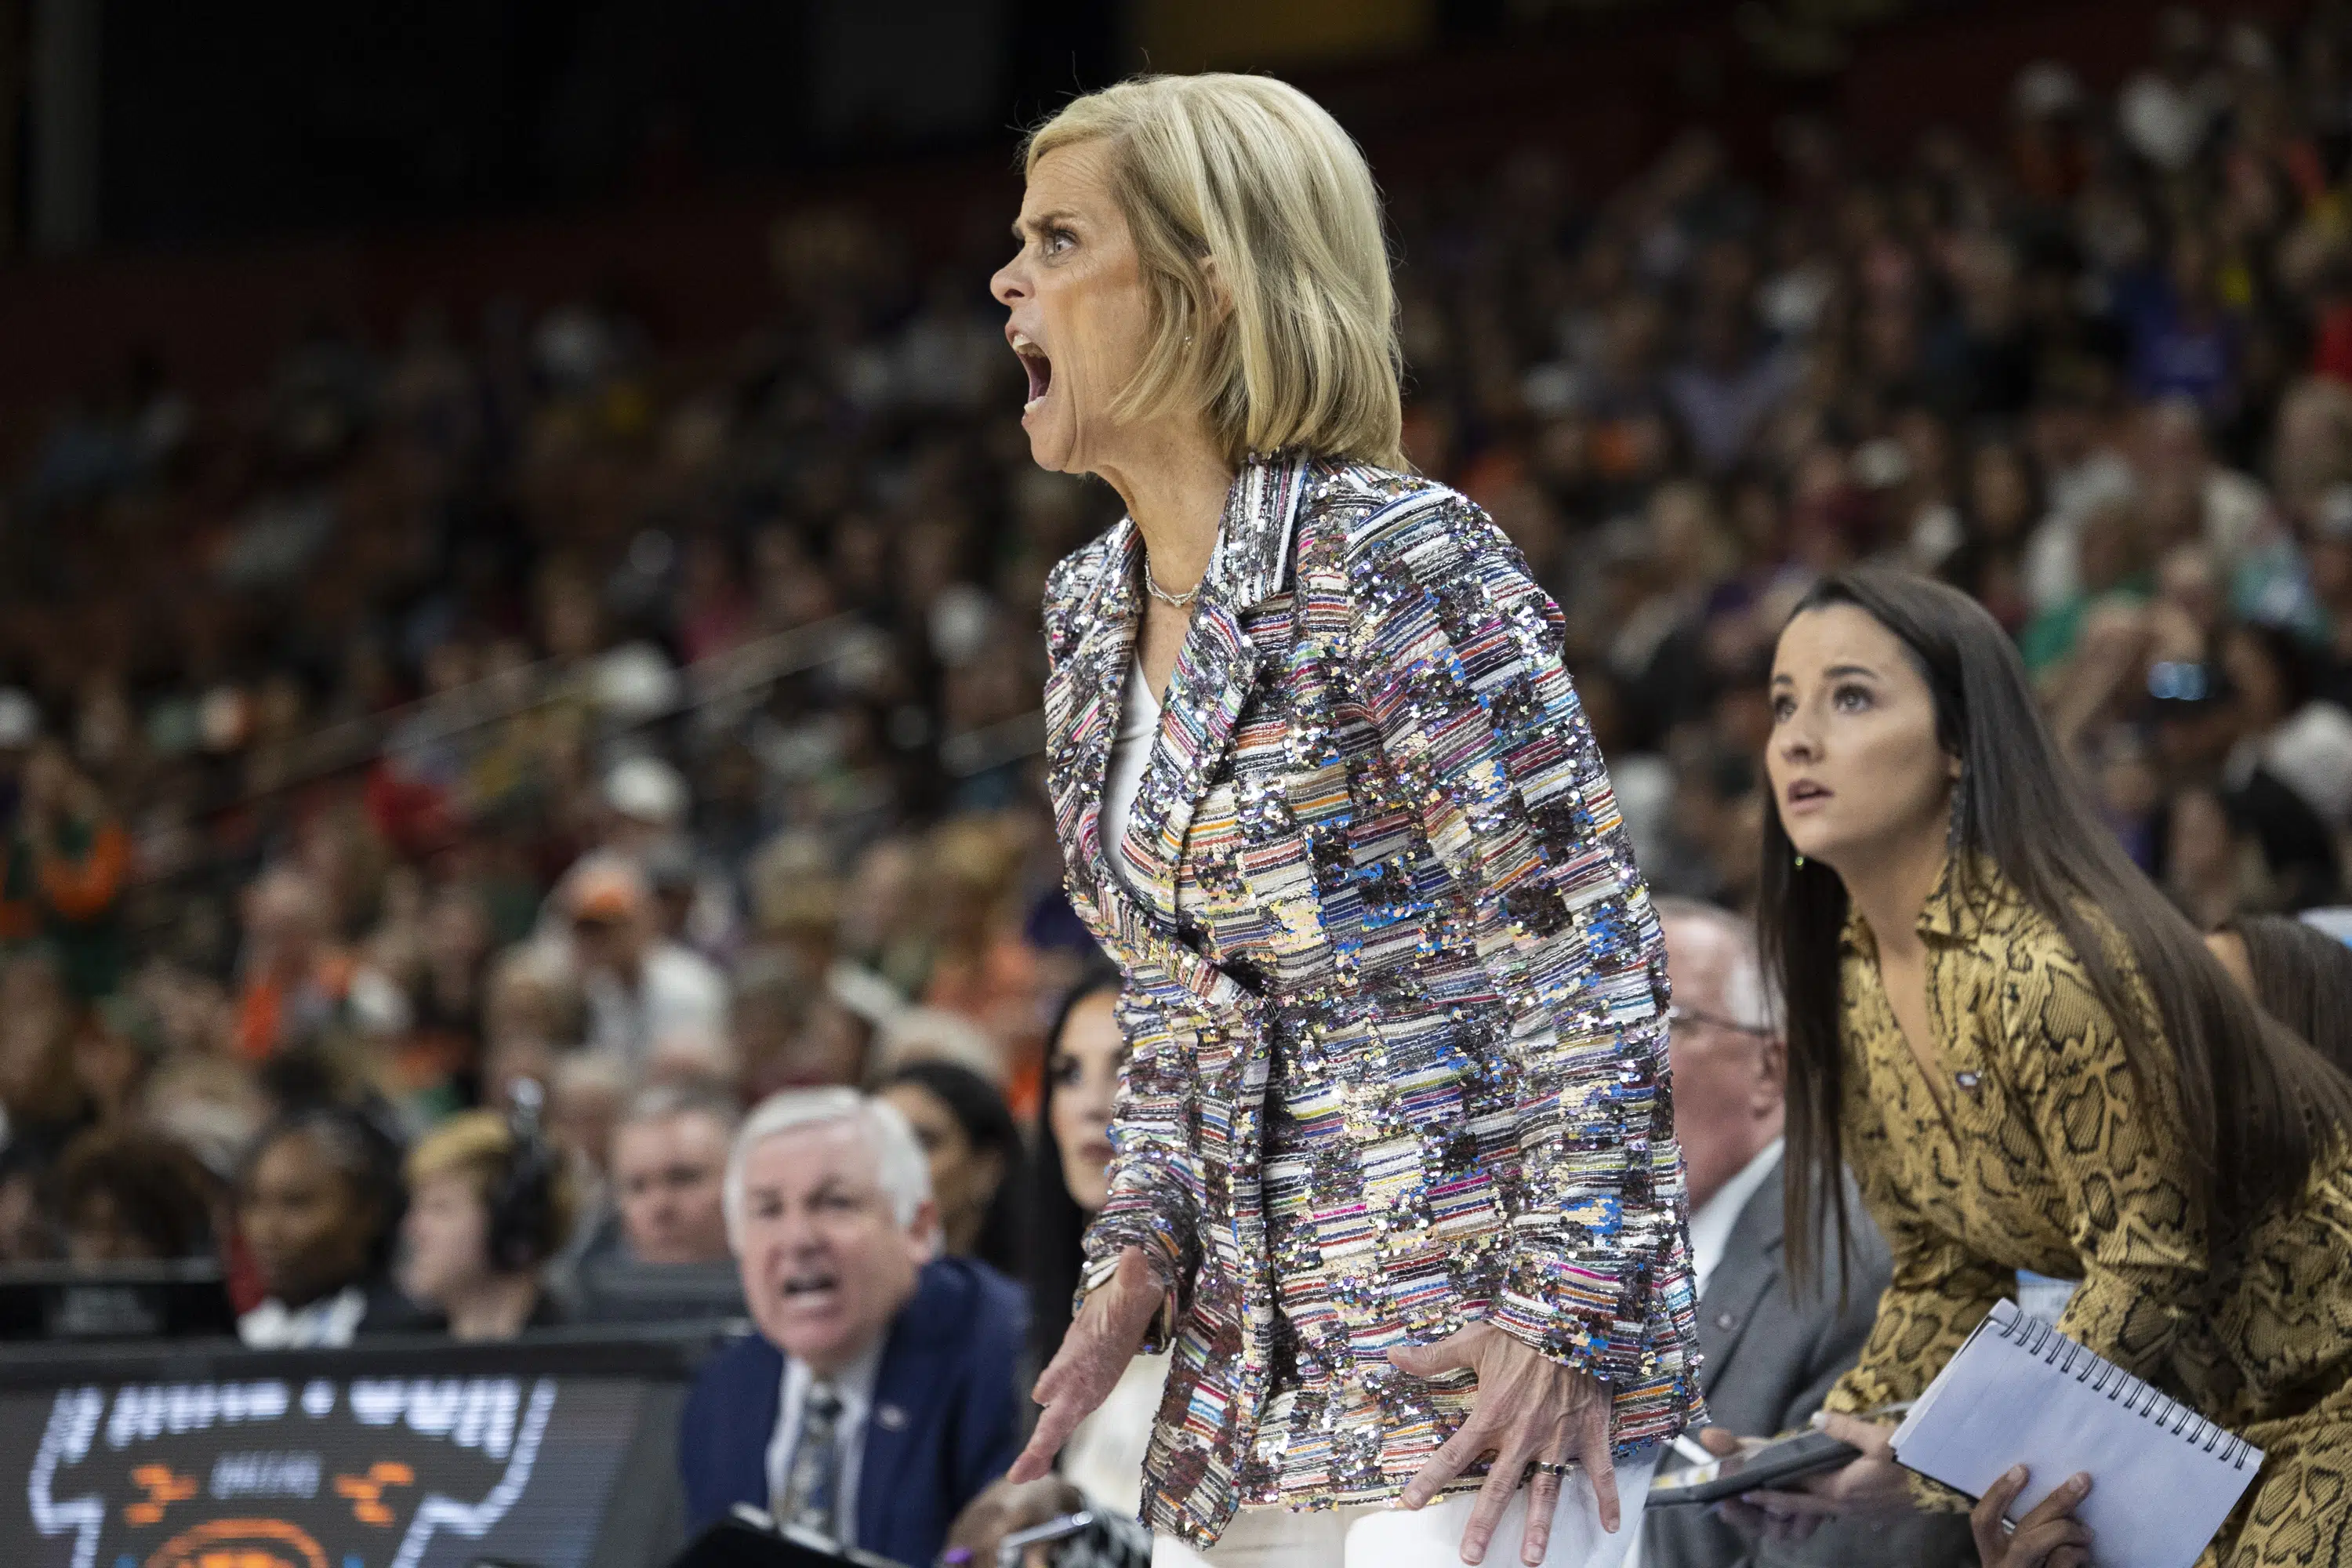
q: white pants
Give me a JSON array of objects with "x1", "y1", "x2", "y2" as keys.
[{"x1": 1150, "y1": 1454, "x2": 1658, "y2": 1568}]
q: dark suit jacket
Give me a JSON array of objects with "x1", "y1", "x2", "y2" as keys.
[
  {"x1": 677, "y1": 1256, "x2": 1027, "y2": 1566},
  {"x1": 1642, "y1": 1156, "x2": 1978, "y2": 1568}
]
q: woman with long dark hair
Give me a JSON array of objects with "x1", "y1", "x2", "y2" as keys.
[
  {"x1": 1735, "y1": 567, "x2": 2352, "y2": 1565},
  {"x1": 877, "y1": 1058, "x2": 1025, "y2": 1277}
]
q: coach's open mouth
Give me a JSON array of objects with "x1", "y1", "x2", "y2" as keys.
[{"x1": 1012, "y1": 332, "x2": 1053, "y2": 413}]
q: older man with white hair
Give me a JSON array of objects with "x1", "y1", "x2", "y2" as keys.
[{"x1": 677, "y1": 1088, "x2": 1027, "y2": 1566}]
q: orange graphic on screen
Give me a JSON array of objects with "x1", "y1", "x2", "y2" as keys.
[
  {"x1": 125, "y1": 1464, "x2": 198, "y2": 1525},
  {"x1": 333, "y1": 1460, "x2": 416, "y2": 1524},
  {"x1": 143, "y1": 1517, "x2": 329, "y2": 1568}
]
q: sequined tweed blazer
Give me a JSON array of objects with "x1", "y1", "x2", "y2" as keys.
[{"x1": 1040, "y1": 452, "x2": 1703, "y2": 1546}]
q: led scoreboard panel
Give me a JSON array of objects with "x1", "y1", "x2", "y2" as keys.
[{"x1": 0, "y1": 1329, "x2": 710, "y2": 1568}]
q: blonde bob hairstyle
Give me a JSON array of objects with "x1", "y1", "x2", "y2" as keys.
[
  {"x1": 406, "y1": 1110, "x2": 577, "y2": 1269},
  {"x1": 1022, "y1": 73, "x2": 1405, "y2": 470}
]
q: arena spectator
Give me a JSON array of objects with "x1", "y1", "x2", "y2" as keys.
[
  {"x1": 917, "y1": 816, "x2": 1048, "y2": 1102},
  {"x1": 0, "y1": 741, "x2": 129, "y2": 1002},
  {"x1": 2216, "y1": 622, "x2": 2352, "y2": 829},
  {"x1": 397, "y1": 1107, "x2": 574, "y2": 1339},
  {"x1": 546, "y1": 1050, "x2": 633, "y2": 1215},
  {"x1": 54, "y1": 1127, "x2": 216, "y2": 1263},
  {"x1": 562, "y1": 855, "x2": 730, "y2": 1069},
  {"x1": 877, "y1": 1059, "x2": 1021, "y2": 1276},
  {"x1": 481, "y1": 944, "x2": 587, "y2": 1106},
  {"x1": 558, "y1": 1079, "x2": 746, "y2": 1324},
  {"x1": 234, "y1": 1108, "x2": 437, "y2": 1346},
  {"x1": 232, "y1": 868, "x2": 365, "y2": 1062},
  {"x1": 0, "y1": 949, "x2": 93, "y2": 1169},
  {"x1": 607, "y1": 1080, "x2": 740, "y2": 1266},
  {"x1": 677, "y1": 1089, "x2": 1024, "y2": 1563},
  {"x1": 603, "y1": 755, "x2": 691, "y2": 860}
]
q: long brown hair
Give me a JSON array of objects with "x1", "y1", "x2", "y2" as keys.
[
  {"x1": 1759, "y1": 569, "x2": 2352, "y2": 1291},
  {"x1": 2223, "y1": 916, "x2": 2352, "y2": 1078}
]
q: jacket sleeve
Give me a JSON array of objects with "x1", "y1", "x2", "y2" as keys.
[
  {"x1": 1341, "y1": 488, "x2": 1689, "y2": 1387},
  {"x1": 2002, "y1": 930, "x2": 2206, "y2": 1379},
  {"x1": 1074, "y1": 982, "x2": 1203, "y2": 1346},
  {"x1": 1820, "y1": 1201, "x2": 2008, "y2": 1514},
  {"x1": 1822, "y1": 1197, "x2": 2013, "y2": 1416}
]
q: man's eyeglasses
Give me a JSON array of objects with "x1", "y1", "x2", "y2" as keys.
[{"x1": 1665, "y1": 1003, "x2": 1773, "y2": 1038}]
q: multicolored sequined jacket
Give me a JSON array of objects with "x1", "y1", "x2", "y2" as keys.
[{"x1": 1040, "y1": 452, "x2": 1703, "y2": 1546}]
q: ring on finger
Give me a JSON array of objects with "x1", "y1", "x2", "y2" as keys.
[{"x1": 1532, "y1": 1461, "x2": 1571, "y2": 1479}]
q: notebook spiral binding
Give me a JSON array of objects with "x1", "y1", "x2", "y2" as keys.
[{"x1": 1998, "y1": 1311, "x2": 2255, "y2": 1470}]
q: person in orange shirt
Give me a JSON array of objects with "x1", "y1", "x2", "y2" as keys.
[
  {"x1": 0, "y1": 740, "x2": 130, "y2": 1000},
  {"x1": 233, "y1": 866, "x2": 358, "y2": 1062}
]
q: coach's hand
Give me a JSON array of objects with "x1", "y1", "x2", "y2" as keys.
[
  {"x1": 1389, "y1": 1322, "x2": 1619, "y2": 1567},
  {"x1": 1007, "y1": 1245, "x2": 1163, "y2": 1484}
]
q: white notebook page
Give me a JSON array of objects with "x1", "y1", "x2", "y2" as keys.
[{"x1": 1889, "y1": 1300, "x2": 2262, "y2": 1568}]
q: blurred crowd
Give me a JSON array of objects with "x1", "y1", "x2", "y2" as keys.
[{"x1": 4, "y1": 2, "x2": 2352, "y2": 1351}]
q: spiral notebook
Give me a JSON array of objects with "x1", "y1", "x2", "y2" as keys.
[{"x1": 1889, "y1": 1299, "x2": 2262, "y2": 1568}]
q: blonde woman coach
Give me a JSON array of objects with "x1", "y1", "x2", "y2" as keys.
[{"x1": 991, "y1": 75, "x2": 1700, "y2": 1568}]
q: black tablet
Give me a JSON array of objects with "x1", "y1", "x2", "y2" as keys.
[{"x1": 1646, "y1": 1429, "x2": 1860, "y2": 1507}]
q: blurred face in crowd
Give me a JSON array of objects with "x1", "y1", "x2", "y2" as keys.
[
  {"x1": 1049, "y1": 989, "x2": 1123, "y2": 1213},
  {"x1": 571, "y1": 908, "x2": 648, "y2": 979},
  {"x1": 1968, "y1": 442, "x2": 2035, "y2": 543},
  {"x1": 1768, "y1": 604, "x2": 1958, "y2": 875},
  {"x1": 991, "y1": 140, "x2": 1161, "y2": 477},
  {"x1": 734, "y1": 1120, "x2": 931, "y2": 1376},
  {"x1": 839, "y1": 839, "x2": 918, "y2": 954},
  {"x1": 612, "y1": 1110, "x2": 733, "y2": 1265},
  {"x1": 880, "y1": 1081, "x2": 1005, "y2": 1258},
  {"x1": 549, "y1": 1062, "x2": 628, "y2": 1179},
  {"x1": 240, "y1": 1131, "x2": 377, "y2": 1308},
  {"x1": 422, "y1": 890, "x2": 490, "y2": 979},
  {"x1": 1659, "y1": 913, "x2": 1784, "y2": 1214},
  {"x1": 399, "y1": 1170, "x2": 494, "y2": 1305},
  {"x1": 245, "y1": 872, "x2": 328, "y2": 982},
  {"x1": 67, "y1": 1191, "x2": 163, "y2": 1264}
]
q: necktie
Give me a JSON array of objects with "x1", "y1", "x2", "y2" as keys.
[{"x1": 776, "y1": 1381, "x2": 844, "y2": 1538}]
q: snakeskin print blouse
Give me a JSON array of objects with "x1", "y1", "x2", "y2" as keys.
[
  {"x1": 1822, "y1": 859, "x2": 2352, "y2": 1565},
  {"x1": 1040, "y1": 452, "x2": 1702, "y2": 1548}
]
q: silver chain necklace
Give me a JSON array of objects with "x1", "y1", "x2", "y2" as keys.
[{"x1": 1142, "y1": 554, "x2": 1201, "y2": 608}]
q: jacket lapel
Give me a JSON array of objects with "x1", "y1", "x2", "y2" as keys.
[
  {"x1": 726, "y1": 1337, "x2": 785, "y2": 1513},
  {"x1": 1043, "y1": 518, "x2": 1142, "y2": 925},
  {"x1": 1696, "y1": 1163, "x2": 1786, "y2": 1391},
  {"x1": 1046, "y1": 455, "x2": 1310, "y2": 1006},
  {"x1": 856, "y1": 1305, "x2": 938, "y2": 1555},
  {"x1": 1116, "y1": 454, "x2": 1307, "y2": 920}
]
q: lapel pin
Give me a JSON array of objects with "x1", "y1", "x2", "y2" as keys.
[{"x1": 876, "y1": 1404, "x2": 909, "y2": 1431}]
